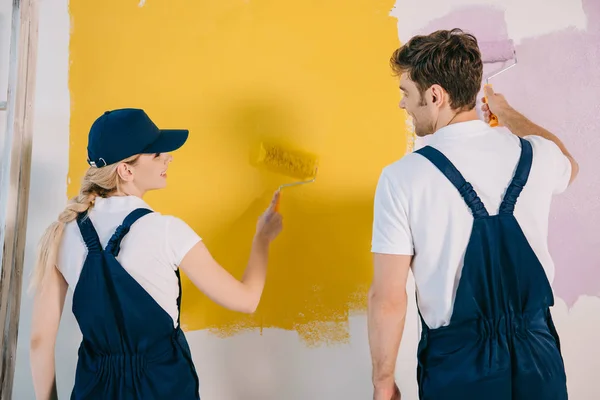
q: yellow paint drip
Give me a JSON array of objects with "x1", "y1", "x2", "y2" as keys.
[{"x1": 68, "y1": 0, "x2": 408, "y2": 346}]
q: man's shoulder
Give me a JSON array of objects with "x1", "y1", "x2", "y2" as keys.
[
  {"x1": 380, "y1": 149, "x2": 435, "y2": 185},
  {"x1": 518, "y1": 134, "x2": 570, "y2": 174},
  {"x1": 522, "y1": 134, "x2": 562, "y2": 154}
]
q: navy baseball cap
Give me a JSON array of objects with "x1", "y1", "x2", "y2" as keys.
[{"x1": 86, "y1": 108, "x2": 189, "y2": 168}]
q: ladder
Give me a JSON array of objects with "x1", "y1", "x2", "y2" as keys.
[{"x1": 0, "y1": 0, "x2": 39, "y2": 398}]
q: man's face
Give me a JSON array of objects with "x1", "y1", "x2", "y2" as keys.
[{"x1": 398, "y1": 73, "x2": 437, "y2": 137}]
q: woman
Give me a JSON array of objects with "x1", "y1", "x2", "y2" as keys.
[{"x1": 29, "y1": 108, "x2": 282, "y2": 399}]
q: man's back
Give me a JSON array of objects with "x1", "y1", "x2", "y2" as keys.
[
  {"x1": 371, "y1": 120, "x2": 572, "y2": 329},
  {"x1": 367, "y1": 29, "x2": 576, "y2": 400}
]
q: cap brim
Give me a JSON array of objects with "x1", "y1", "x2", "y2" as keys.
[{"x1": 143, "y1": 129, "x2": 189, "y2": 154}]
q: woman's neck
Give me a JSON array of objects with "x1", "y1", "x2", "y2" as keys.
[{"x1": 111, "y1": 188, "x2": 145, "y2": 199}]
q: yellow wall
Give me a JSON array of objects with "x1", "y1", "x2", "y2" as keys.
[{"x1": 68, "y1": 0, "x2": 408, "y2": 346}]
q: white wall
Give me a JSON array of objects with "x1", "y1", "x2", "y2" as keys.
[{"x1": 12, "y1": 0, "x2": 600, "y2": 399}]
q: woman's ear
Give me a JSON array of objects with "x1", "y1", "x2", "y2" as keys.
[{"x1": 116, "y1": 162, "x2": 134, "y2": 182}]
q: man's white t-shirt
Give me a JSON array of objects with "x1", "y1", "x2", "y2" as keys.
[
  {"x1": 371, "y1": 120, "x2": 572, "y2": 329},
  {"x1": 58, "y1": 195, "x2": 202, "y2": 328}
]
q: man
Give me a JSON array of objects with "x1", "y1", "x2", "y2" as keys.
[{"x1": 367, "y1": 28, "x2": 578, "y2": 400}]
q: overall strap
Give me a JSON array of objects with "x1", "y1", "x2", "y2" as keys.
[
  {"x1": 499, "y1": 137, "x2": 533, "y2": 214},
  {"x1": 175, "y1": 268, "x2": 182, "y2": 327},
  {"x1": 106, "y1": 208, "x2": 153, "y2": 256},
  {"x1": 416, "y1": 146, "x2": 489, "y2": 218},
  {"x1": 76, "y1": 211, "x2": 102, "y2": 253}
]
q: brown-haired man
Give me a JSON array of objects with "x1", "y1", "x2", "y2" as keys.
[{"x1": 367, "y1": 28, "x2": 578, "y2": 400}]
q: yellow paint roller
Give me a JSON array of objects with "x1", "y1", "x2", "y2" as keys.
[
  {"x1": 254, "y1": 141, "x2": 319, "y2": 212},
  {"x1": 479, "y1": 39, "x2": 518, "y2": 127}
]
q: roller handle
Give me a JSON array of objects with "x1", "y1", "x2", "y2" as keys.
[
  {"x1": 274, "y1": 194, "x2": 281, "y2": 212},
  {"x1": 483, "y1": 83, "x2": 499, "y2": 127}
]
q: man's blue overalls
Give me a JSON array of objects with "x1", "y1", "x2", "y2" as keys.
[
  {"x1": 71, "y1": 208, "x2": 200, "y2": 399},
  {"x1": 414, "y1": 138, "x2": 568, "y2": 399}
]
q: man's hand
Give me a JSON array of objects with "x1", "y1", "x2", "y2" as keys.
[
  {"x1": 374, "y1": 382, "x2": 401, "y2": 400},
  {"x1": 481, "y1": 85, "x2": 513, "y2": 127}
]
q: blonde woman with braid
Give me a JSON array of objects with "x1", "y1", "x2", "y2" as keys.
[{"x1": 29, "y1": 108, "x2": 282, "y2": 400}]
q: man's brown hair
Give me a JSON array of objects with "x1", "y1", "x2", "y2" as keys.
[{"x1": 390, "y1": 28, "x2": 483, "y2": 111}]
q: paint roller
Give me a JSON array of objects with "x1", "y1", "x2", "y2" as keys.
[
  {"x1": 479, "y1": 39, "x2": 517, "y2": 127},
  {"x1": 253, "y1": 141, "x2": 319, "y2": 212}
]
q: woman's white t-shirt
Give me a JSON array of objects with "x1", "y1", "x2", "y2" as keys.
[{"x1": 57, "y1": 195, "x2": 201, "y2": 328}]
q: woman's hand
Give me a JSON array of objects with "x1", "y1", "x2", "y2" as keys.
[{"x1": 255, "y1": 190, "x2": 283, "y2": 242}]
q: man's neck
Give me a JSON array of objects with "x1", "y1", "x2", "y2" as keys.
[
  {"x1": 435, "y1": 109, "x2": 479, "y2": 133},
  {"x1": 448, "y1": 109, "x2": 479, "y2": 125}
]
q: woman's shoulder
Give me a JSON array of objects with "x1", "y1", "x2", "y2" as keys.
[
  {"x1": 139, "y1": 212, "x2": 202, "y2": 264},
  {"x1": 135, "y1": 212, "x2": 200, "y2": 240},
  {"x1": 137, "y1": 211, "x2": 189, "y2": 229}
]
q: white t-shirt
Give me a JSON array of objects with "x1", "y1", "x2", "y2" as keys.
[
  {"x1": 58, "y1": 195, "x2": 202, "y2": 328},
  {"x1": 371, "y1": 120, "x2": 572, "y2": 329}
]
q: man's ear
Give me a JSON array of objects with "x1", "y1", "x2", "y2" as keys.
[{"x1": 430, "y1": 84, "x2": 445, "y2": 107}]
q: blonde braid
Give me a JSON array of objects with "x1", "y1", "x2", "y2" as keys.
[{"x1": 30, "y1": 155, "x2": 139, "y2": 292}]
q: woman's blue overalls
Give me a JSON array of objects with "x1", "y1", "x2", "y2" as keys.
[
  {"x1": 70, "y1": 208, "x2": 201, "y2": 399},
  {"x1": 414, "y1": 138, "x2": 568, "y2": 399}
]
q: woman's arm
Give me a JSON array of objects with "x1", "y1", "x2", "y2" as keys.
[
  {"x1": 30, "y1": 265, "x2": 67, "y2": 400},
  {"x1": 180, "y1": 236, "x2": 271, "y2": 313},
  {"x1": 179, "y1": 191, "x2": 282, "y2": 313}
]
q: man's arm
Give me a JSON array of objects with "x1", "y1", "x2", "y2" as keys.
[
  {"x1": 368, "y1": 253, "x2": 411, "y2": 400},
  {"x1": 483, "y1": 85, "x2": 579, "y2": 185},
  {"x1": 369, "y1": 170, "x2": 413, "y2": 400}
]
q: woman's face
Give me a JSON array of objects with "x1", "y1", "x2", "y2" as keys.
[{"x1": 118, "y1": 152, "x2": 173, "y2": 197}]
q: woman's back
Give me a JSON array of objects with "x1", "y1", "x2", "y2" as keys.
[
  {"x1": 58, "y1": 195, "x2": 201, "y2": 328},
  {"x1": 66, "y1": 202, "x2": 201, "y2": 399}
]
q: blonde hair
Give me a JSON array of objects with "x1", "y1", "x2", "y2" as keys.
[{"x1": 30, "y1": 155, "x2": 139, "y2": 292}]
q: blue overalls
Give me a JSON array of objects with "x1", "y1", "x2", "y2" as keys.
[
  {"x1": 414, "y1": 138, "x2": 568, "y2": 399},
  {"x1": 71, "y1": 208, "x2": 201, "y2": 399}
]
